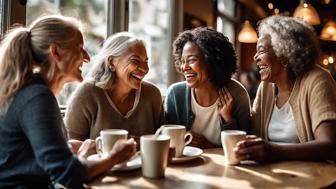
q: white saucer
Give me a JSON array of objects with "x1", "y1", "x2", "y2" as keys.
[
  {"x1": 171, "y1": 146, "x2": 203, "y2": 163},
  {"x1": 87, "y1": 153, "x2": 142, "y2": 171}
]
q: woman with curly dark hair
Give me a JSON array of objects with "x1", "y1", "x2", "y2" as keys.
[
  {"x1": 164, "y1": 27, "x2": 251, "y2": 149},
  {"x1": 234, "y1": 16, "x2": 336, "y2": 161}
]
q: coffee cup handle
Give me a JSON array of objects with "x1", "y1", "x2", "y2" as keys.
[
  {"x1": 184, "y1": 132, "x2": 193, "y2": 146},
  {"x1": 95, "y1": 136, "x2": 103, "y2": 154},
  {"x1": 154, "y1": 126, "x2": 164, "y2": 137}
]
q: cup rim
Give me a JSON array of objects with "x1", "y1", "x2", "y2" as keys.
[
  {"x1": 221, "y1": 130, "x2": 246, "y2": 135},
  {"x1": 141, "y1": 134, "x2": 170, "y2": 141},
  {"x1": 160, "y1": 124, "x2": 186, "y2": 130},
  {"x1": 100, "y1": 129, "x2": 128, "y2": 135}
]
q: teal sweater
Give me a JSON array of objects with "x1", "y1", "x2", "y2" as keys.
[{"x1": 164, "y1": 80, "x2": 251, "y2": 143}]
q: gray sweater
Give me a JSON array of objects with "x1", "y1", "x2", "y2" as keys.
[{"x1": 65, "y1": 81, "x2": 164, "y2": 140}]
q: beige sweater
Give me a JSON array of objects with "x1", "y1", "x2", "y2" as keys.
[
  {"x1": 64, "y1": 81, "x2": 164, "y2": 140},
  {"x1": 252, "y1": 66, "x2": 336, "y2": 142}
]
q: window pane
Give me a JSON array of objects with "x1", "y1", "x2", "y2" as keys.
[
  {"x1": 26, "y1": 0, "x2": 107, "y2": 105},
  {"x1": 217, "y1": 16, "x2": 235, "y2": 43},
  {"x1": 217, "y1": 0, "x2": 235, "y2": 17},
  {"x1": 128, "y1": 0, "x2": 169, "y2": 94}
]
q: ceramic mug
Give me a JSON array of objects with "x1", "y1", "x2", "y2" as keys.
[{"x1": 155, "y1": 124, "x2": 192, "y2": 157}]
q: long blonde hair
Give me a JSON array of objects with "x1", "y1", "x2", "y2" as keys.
[{"x1": 0, "y1": 15, "x2": 82, "y2": 114}]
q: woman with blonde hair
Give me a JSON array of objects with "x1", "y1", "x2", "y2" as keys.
[{"x1": 0, "y1": 15, "x2": 136, "y2": 188}]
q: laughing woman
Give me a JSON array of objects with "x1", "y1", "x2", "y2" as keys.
[
  {"x1": 165, "y1": 27, "x2": 251, "y2": 149},
  {"x1": 234, "y1": 16, "x2": 336, "y2": 162},
  {"x1": 65, "y1": 32, "x2": 164, "y2": 141},
  {"x1": 0, "y1": 15, "x2": 136, "y2": 189}
]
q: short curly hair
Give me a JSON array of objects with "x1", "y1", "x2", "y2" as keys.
[
  {"x1": 257, "y1": 15, "x2": 320, "y2": 78},
  {"x1": 173, "y1": 27, "x2": 237, "y2": 88}
]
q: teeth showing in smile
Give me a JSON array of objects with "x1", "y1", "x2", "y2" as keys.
[
  {"x1": 185, "y1": 73, "x2": 196, "y2": 78},
  {"x1": 131, "y1": 74, "x2": 144, "y2": 80},
  {"x1": 259, "y1": 65, "x2": 268, "y2": 70}
]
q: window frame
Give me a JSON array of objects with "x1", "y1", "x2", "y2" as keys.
[
  {"x1": 1, "y1": 0, "x2": 183, "y2": 94},
  {"x1": 0, "y1": 0, "x2": 26, "y2": 36}
]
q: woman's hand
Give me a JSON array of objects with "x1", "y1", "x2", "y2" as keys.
[
  {"x1": 129, "y1": 135, "x2": 140, "y2": 151},
  {"x1": 68, "y1": 139, "x2": 96, "y2": 158},
  {"x1": 233, "y1": 137, "x2": 275, "y2": 162},
  {"x1": 68, "y1": 139, "x2": 83, "y2": 154},
  {"x1": 217, "y1": 87, "x2": 234, "y2": 124},
  {"x1": 85, "y1": 138, "x2": 137, "y2": 181},
  {"x1": 77, "y1": 139, "x2": 97, "y2": 158},
  {"x1": 110, "y1": 138, "x2": 137, "y2": 164},
  {"x1": 190, "y1": 132, "x2": 216, "y2": 149}
]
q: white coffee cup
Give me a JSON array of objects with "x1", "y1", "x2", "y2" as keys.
[
  {"x1": 95, "y1": 129, "x2": 128, "y2": 156},
  {"x1": 155, "y1": 124, "x2": 192, "y2": 157},
  {"x1": 221, "y1": 130, "x2": 246, "y2": 165},
  {"x1": 140, "y1": 134, "x2": 170, "y2": 178}
]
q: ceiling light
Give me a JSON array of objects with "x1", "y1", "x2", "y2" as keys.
[
  {"x1": 329, "y1": 56, "x2": 334, "y2": 64},
  {"x1": 274, "y1": 8, "x2": 279, "y2": 14},
  {"x1": 320, "y1": 20, "x2": 336, "y2": 41},
  {"x1": 293, "y1": 2, "x2": 320, "y2": 25},
  {"x1": 322, "y1": 0, "x2": 331, "y2": 4},
  {"x1": 323, "y1": 58, "x2": 329, "y2": 66},
  {"x1": 238, "y1": 20, "x2": 258, "y2": 43}
]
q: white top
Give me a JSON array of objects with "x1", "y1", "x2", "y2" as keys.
[
  {"x1": 104, "y1": 86, "x2": 141, "y2": 118},
  {"x1": 268, "y1": 101, "x2": 300, "y2": 143},
  {"x1": 190, "y1": 89, "x2": 221, "y2": 145}
]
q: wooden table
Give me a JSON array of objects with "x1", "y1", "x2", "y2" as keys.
[{"x1": 86, "y1": 148, "x2": 336, "y2": 189}]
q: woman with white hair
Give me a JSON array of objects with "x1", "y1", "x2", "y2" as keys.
[
  {"x1": 65, "y1": 32, "x2": 164, "y2": 141},
  {"x1": 233, "y1": 15, "x2": 336, "y2": 161}
]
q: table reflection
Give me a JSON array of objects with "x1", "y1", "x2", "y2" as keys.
[{"x1": 87, "y1": 148, "x2": 336, "y2": 189}]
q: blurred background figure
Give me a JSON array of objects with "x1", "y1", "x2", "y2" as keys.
[{"x1": 239, "y1": 65, "x2": 260, "y2": 104}]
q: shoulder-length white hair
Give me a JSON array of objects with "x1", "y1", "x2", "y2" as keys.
[{"x1": 88, "y1": 32, "x2": 145, "y2": 89}]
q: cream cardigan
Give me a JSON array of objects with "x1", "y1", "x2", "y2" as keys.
[{"x1": 252, "y1": 66, "x2": 336, "y2": 142}]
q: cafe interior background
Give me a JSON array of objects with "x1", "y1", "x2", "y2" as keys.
[{"x1": 1, "y1": 0, "x2": 336, "y2": 106}]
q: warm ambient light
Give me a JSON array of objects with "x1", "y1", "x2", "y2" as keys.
[
  {"x1": 329, "y1": 56, "x2": 334, "y2": 64},
  {"x1": 238, "y1": 20, "x2": 258, "y2": 43},
  {"x1": 322, "y1": 0, "x2": 331, "y2": 4},
  {"x1": 320, "y1": 20, "x2": 336, "y2": 41},
  {"x1": 274, "y1": 8, "x2": 279, "y2": 14},
  {"x1": 293, "y1": 2, "x2": 320, "y2": 25},
  {"x1": 323, "y1": 58, "x2": 329, "y2": 66}
]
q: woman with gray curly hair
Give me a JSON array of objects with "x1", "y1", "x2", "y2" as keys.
[
  {"x1": 65, "y1": 32, "x2": 164, "y2": 141},
  {"x1": 233, "y1": 15, "x2": 336, "y2": 161}
]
